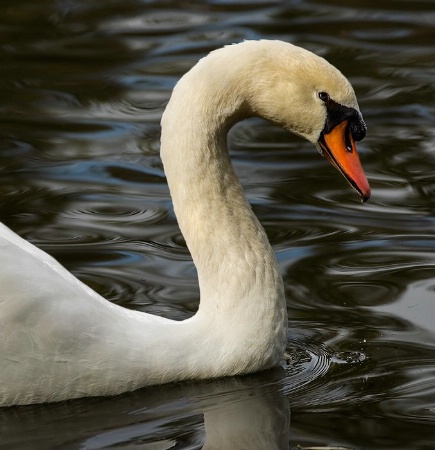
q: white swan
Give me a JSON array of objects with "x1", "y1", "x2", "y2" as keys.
[{"x1": 0, "y1": 40, "x2": 370, "y2": 407}]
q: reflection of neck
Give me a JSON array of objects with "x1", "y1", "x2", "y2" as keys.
[{"x1": 202, "y1": 386, "x2": 290, "y2": 450}]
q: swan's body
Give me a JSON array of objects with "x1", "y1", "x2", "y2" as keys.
[{"x1": 0, "y1": 40, "x2": 370, "y2": 406}]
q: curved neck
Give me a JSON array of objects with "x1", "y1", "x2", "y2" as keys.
[{"x1": 160, "y1": 51, "x2": 285, "y2": 321}]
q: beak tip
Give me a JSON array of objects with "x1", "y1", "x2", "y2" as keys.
[{"x1": 359, "y1": 187, "x2": 371, "y2": 203}]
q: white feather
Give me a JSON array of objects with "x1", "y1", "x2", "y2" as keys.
[{"x1": 0, "y1": 40, "x2": 361, "y2": 406}]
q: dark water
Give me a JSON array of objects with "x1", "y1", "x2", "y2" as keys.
[{"x1": 1, "y1": 0, "x2": 435, "y2": 448}]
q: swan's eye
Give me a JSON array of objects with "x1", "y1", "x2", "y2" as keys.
[{"x1": 318, "y1": 91, "x2": 330, "y2": 103}]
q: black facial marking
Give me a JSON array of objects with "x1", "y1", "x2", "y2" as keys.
[{"x1": 321, "y1": 97, "x2": 366, "y2": 142}]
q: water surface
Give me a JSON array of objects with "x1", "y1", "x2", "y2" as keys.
[{"x1": 1, "y1": 0, "x2": 435, "y2": 449}]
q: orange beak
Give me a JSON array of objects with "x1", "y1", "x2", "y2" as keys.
[{"x1": 318, "y1": 120, "x2": 371, "y2": 202}]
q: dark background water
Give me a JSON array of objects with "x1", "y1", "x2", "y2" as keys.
[{"x1": 1, "y1": 0, "x2": 435, "y2": 449}]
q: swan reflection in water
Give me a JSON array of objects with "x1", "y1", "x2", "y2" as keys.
[{"x1": 0, "y1": 368, "x2": 290, "y2": 449}]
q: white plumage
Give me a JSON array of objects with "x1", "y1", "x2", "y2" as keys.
[{"x1": 0, "y1": 40, "x2": 369, "y2": 406}]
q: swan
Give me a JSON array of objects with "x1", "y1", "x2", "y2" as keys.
[{"x1": 0, "y1": 40, "x2": 370, "y2": 407}]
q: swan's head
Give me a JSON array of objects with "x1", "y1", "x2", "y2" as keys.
[{"x1": 230, "y1": 40, "x2": 371, "y2": 201}]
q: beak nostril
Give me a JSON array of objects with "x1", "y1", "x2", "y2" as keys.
[{"x1": 345, "y1": 125, "x2": 353, "y2": 152}]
